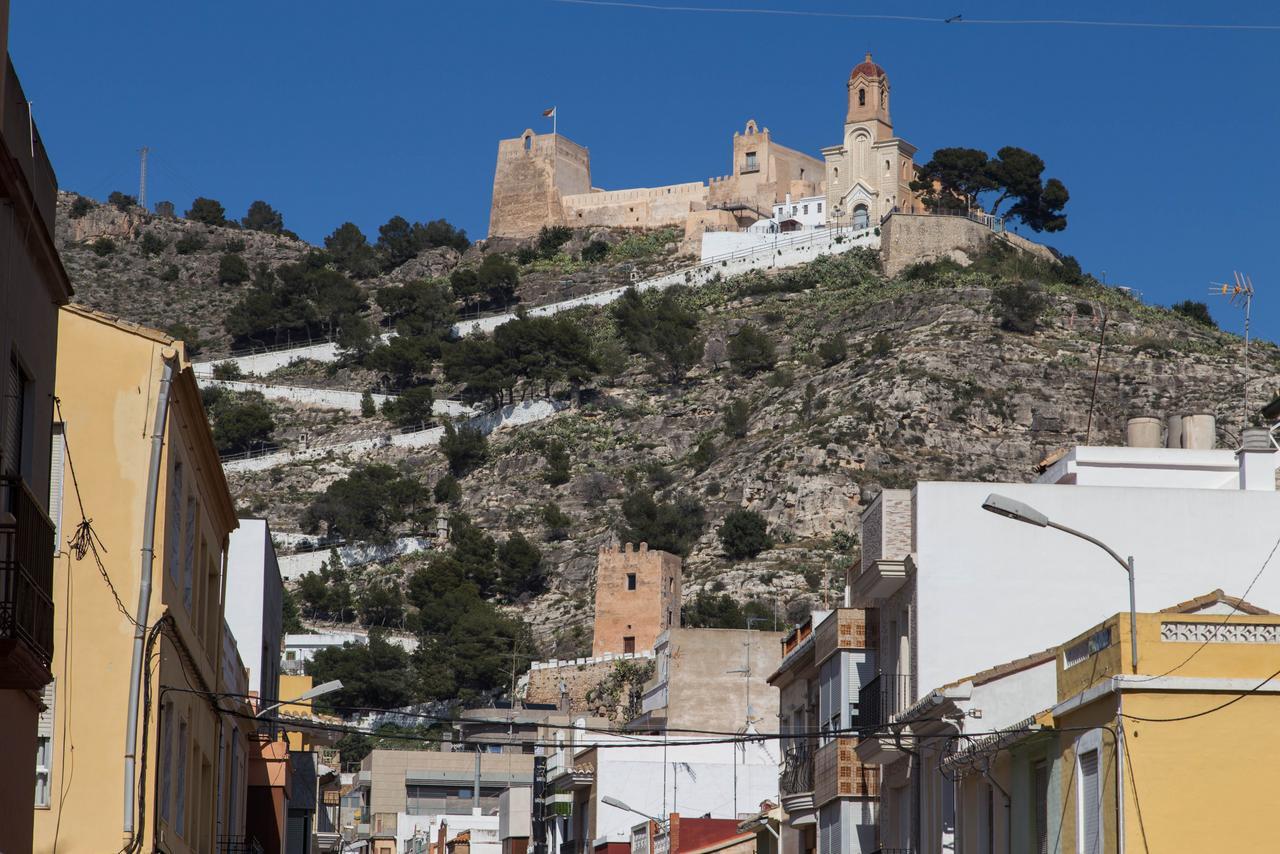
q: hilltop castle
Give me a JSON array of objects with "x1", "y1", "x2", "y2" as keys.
[{"x1": 488, "y1": 54, "x2": 921, "y2": 240}]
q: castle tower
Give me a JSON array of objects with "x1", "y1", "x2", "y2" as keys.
[
  {"x1": 592, "y1": 542, "x2": 682, "y2": 657},
  {"x1": 488, "y1": 129, "x2": 592, "y2": 239}
]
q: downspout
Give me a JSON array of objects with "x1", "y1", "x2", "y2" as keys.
[
  {"x1": 1115, "y1": 707, "x2": 1126, "y2": 854},
  {"x1": 123, "y1": 353, "x2": 177, "y2": 836}
]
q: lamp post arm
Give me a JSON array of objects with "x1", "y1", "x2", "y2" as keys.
[{"x1": 1046, "y1": 521, "x2": 1131, "y2": 574}]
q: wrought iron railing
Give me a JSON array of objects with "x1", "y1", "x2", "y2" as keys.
[
  {"x1": 780, "y1": 737, "x2": 815, "y2": 795},
  {"x1": 0, "y1": 475, "x2": 55, "y2": 669},
  {"x1": 218, "y1": 835, "x2": 265, "y2": 854},
  {"x1": 857, "y1": 673, "x2": 913, "y2": 733}
]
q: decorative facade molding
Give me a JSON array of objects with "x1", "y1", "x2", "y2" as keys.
[{"x1": 1160, "y1": 621, "x2": 1280, "y2": 644}]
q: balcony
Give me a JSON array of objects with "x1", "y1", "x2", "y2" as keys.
[
  {"x1": 217, "y1": 836, "x2": 265, "y2": 854},
  {"x1": 814, "y1": 738, "x2": 878, "y2": 804},
  {"x1": 814, "y1": 608, "x2": 876, "y2": 661},
  {"x1": 0, "y1": 475, "x2": 55, "y2": 688},
  {"x1": 856, "y1": 673, "x2": 912, "y2": 734},
  {"x1": 2, "y1": 58, "x2": 59, "y2": 236},
  {"x1": 779, "y1": 738, "x2": 816, "y2": 821}
]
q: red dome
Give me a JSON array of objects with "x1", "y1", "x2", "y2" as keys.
[{"x1": 850, "y1": 53, "x2": 885, "y2": 79}]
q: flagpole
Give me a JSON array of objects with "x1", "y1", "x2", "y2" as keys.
[{"x1": 553, "y1": 108, "x2": 557, "y2": 137}]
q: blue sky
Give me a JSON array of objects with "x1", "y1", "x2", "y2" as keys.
[{"x1": 10, "y1": 1, "x2": 1279, "y2": 338}]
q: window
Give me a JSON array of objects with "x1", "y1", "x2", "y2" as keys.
[
  {"x1": 626, "y1": 573, "x2": 637, "y2": 591},
  {"x1": 858, "y1": 88, "x2": 866, "y2": 106},
  {"x1": 160, "y1": 702, "x2": 174, "y2": 822},
  {"x1": 286, "y1": 650, "x2": 296, "y2": 661},
  {"x1": 183, "y1": 495, "x2": 197, "y2": 610},
  {"x1": 176, "y1": 718, "x2": 189, "y2": 835},
  {"x1": 744, "y1": 151, "x2": 758, "y2": 172},
  {"x1": 803, "y1": 204, "x2": 809, "y2": 215},
  {"x1": 1078, "y1": 749, "x2": 1101, "y2": 854},
  {"x1": 792, "y1": 206, "x2": 798, "y2": 215},
  {"x1": 166, "y1": 463, "x2": 184, "y2": 586},
  {"x1": 1034, "y1": 760, "x2": 1050, "y2": 854},
  {"x1": 524, "y1": 134, "x2": 532, "y2": 151},
  {"x1": 2, "y1": 353, "x2": 32, "y2": 480},
  {"x1": 48, "y1": 423, "x2": 65, "y2": 553},
  {"x1": 817, "y1": 202, "x2": 823, "y2": 213},
  {"x1": 885, "y1": 159, "x2": 891, "y2": 174},
  {"x1": 623, "y1": 636, "x2": 636, "y2": 654},
  {"x1": 666, "y1": 609, "x2": 672, "y2": 627},
  {"x1": 35, "y1": 737, "x2": 52, "y2": 807}
]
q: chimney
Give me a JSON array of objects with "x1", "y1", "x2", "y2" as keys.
[
  {"x1": 1125, "y1": 417, "x2": 1162, "y2": 448},
  {"x1": 1237, "y1": 428, "x2": 1277, "y2": 491}
]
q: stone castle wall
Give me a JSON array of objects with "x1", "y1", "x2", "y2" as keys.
[
  {"x1": 488, "y1": 131, "x2": 591, "y2": 239},
  {"x1": 879, "y1": 212, "x2": 1057, "y2": 278}
]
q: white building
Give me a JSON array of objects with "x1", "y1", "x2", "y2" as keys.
[
  {"x1": 542, "y1": 729, "x2": 779, "y2": 854},
  {"x1": 224, "y1": 517, "x2": 283, "y2": 706},
  {"x1": 853, "y1": 421, "x2": 1280, "y2": 713},
  {"x1": 770, "y1": 194, "x2": 827, "y2": 230},
  {"x1": 282, "y1": 630, "x2": 420, "y2": 673}
]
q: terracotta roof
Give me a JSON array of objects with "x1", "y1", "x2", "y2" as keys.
[
  {"x1": 1159, "y1": 589, "x2": 1271, "y2": 616},
  {"x1": 850, "y1": 52, "x2": 885, "y2": 79},
  {"x1": 941, "y1": 646, "x2": 1058, "y2": 691}
]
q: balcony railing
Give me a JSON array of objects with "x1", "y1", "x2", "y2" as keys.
[
  {"x1": 218, "y1": 835, "x2": 265, "y2": 854},
  {"x1": 857, "y1": 673, "x2": 912, "y2": 733},
  {"x1": 0, "y1": 475, "x2": 55, "y2": 686},
  {"x1": 779, "y1": 737, "x2": 815, "y2": 796}
]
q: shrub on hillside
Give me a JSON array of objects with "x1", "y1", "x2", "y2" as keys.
[
  {"x1": 869, "y1": 332, "x2": 893, "y2": 359},
  {"x1": 536, "y1": 225, "x2": 573, "y2": 259},
  {"x1": 682, "y1": 591, "x2": 774, "y2": 629},
  {"x1": 159, "y1": 264, "x2": 180, "y2": 282},
  {"x1": 543, "y1": 440, "x2": 571, "y2": 486},
  {"x1": 218, "y1": 253, "x2": 250, "y2": 285},
  {"x1": 497, "y1": 533, "x2": 545, "y2": 598},
  {"x1": 718, "y1": 509, "x2": 773, "y2": 559},
  {"x1": 175, "y1": 232, "x2": 207, "y2": 255},
  {"x1": 619, "y1": 490, "x2": 705, "y2": 557},
  {"x1": 440, "y1": 423, "x2": 488, "y2": 477},
  {"x1": 722, "y1": 400, "x2": 749, "y2": 439},
  {"x1": 1172, "y1": 300, "x2": 1216, "y2": 328},
  {"x1": 108, "y1": 190, "x2": 137, "y2": 211},
  {"x1": 200, "y1": 387, "x2": 275, "y2": 455},
  {"x1": 993, "y1": 282, "x2": 1049, "y2": 334},
  {"x1": 727, "y1": 323, "x2": 777, "y2": 376},
  {"x1": 542, "y1": 502, "x2": 571, "y2": 541},
  {"x1": 382, "y1": 385, "x2": 434, "y2": 428},
  {"x1": 360, "y1": 390, "x2": 377, "y2": 418},
  {"x1": 433, "y1": 474, "x2": 462, "y2": 505},
  {"x1": 68, "y1": 196, "x2": 93, "y2": 219},
  {"x1": 303, "y1": 463, "x2": 429, "y2": 542},
  {"x1": 139, "y1": 232, "x2": 168, "y2": 257},
  {"x1": 817, "y1": 334, "x2": 847, "y2": 367},
  {"x1": 91, "y1": 237, "x2": 116, "y2": 256},
  {"x1": 242, "y1": 200, "x2": 284, "y2": 234},
  {"x1": 581, "y1": 240, "x2": 609, "y2": 263}
]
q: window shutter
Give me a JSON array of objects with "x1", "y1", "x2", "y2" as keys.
[
  {"x1": 1034, "y1": 761, "x2": 1049, "y2": 854},
  {"x1": 49, "y1": 424, "x2": 65, "y2": 553},
  {"x1": 1079, "y1": 750, "x2": 1100, "y2": 854},
  {"x1": 37, "y1": 680, "x2": 55, "y2": 737}
]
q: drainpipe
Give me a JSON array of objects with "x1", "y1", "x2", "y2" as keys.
[
  {"x1": 1115, "y1": 708, "x2": 1126, "y2": 854},
  {"x1": 123, "y1": 353, "x2": 177, "y2": 836}
]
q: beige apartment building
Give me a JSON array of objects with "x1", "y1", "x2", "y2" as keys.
[
  {"x1": 34, "y1": 306, "x2": 240, "y2": 853},
  {"x1": 0, "y1": 2, "x2": 74, "y2": 850}
]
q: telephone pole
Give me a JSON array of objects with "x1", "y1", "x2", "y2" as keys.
[{"x1": 137, "y1": 146, "x2": 150, "y2": 211}]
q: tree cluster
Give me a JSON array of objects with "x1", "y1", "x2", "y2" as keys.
[
  {"x1": 442, "y1": 313, "x2": 597, "y2": 409},
  {"x1": 910, "y1": 146, "x2": 1069, "y2": 232},
  {"x1": 450, "y1": 254, "x2": 519, "y2": 310},
  {"x1": 619, "y1": 489, "x2": 706, "y2": 556},
  {"x1": 200, "y1": 386, "x2": 275, "y2": 455},
  {"x1": 610, "y1": 287, "x2": 704, "y2": 384},
  {"x1": 376, "y1": 216, "x2": 470, "y2": 272},
  {"x1": 223, "y1": 251, "x2": 371, "y2": 350},
  {"x1": 303, "y1": 463, "x2": 432, "y2": 543}
]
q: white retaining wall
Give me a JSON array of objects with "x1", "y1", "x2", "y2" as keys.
[
  {"x1": 452, "y1": 227, "x2": 879, "y2": 336},
  {"x1": 196, "y1": 376, "x2": 474, "y2": 416},
  {"x1": 222, "y1": 398, "x2": 565, "y2": 473},
  {"x1": 276, "y1": 536, "x2": 434, "y2": 581}
]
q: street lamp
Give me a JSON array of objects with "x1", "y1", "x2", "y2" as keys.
[
  {"x1": 602, "y1": 796, "x2": 664, "y2": 825},
  {"x1": 256, "y1": 679, "x2": 344, "y2": 718},
  {"x1": 981, "y1": 493, "x2": 1138, "y2": 673}
]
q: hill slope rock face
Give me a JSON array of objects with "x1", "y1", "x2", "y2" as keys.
[{"x1": 55, "y1": 201, "x2": 1272, "y2": 660}]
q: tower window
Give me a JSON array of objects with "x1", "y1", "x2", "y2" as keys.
[
  {"x1": 626, "y1": 573, "x2": 637, "y2": 590},
  {"x1": 524, "y1": 135, "x2": 532, "y2": 151},
  {"x1": 624, "y1": 637, "x2": 636, "y2": 654},
  {"x1": 858, "y1": 88, "x2": 866, "y2": 106},
  {"x1": 744, "y1": 151, "x2": 758, "y2": 172}
]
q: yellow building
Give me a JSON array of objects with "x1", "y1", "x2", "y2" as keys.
[
  {"x1": 35, "y1": 306, "x2": 240, "y2": 853},
  {"x1": 917, "y1": 591, "x2": 1280, "y2": 854}
]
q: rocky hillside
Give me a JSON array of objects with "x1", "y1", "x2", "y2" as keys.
[{"x1": 55, "y1": 198, "x2": 1276, "y2": 662}]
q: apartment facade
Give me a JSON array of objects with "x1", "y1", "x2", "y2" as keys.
[
  {"x1": 34, "y1": 307, "x2": 240, "y2": 853},
  {"x1": 768, "y1": 609, "x2": 878, "y2": 854},
  {"x1": 0, "y1": 8, "x2": 72, "y2": 851},
  {"x1": 226, "y1": 517, "x2": 284, "y2": 709}
]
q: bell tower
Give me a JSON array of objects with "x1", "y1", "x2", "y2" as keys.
[{"x1": 846, "y1": 52, "x2": 893, "y2": 140}]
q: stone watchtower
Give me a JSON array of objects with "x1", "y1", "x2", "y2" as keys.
[
  {"x1": 488, "y1": 129, "x2": 592, "y2": 239},
  {"x1": 591, "y1": 543, "x2": 682, "y2": 657}
]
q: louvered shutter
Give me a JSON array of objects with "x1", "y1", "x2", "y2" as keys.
[
  {"x1": 1034, "y1": 761, "x2": 1049, "y2": 854},
  {"x1": 49, "y1": 424, "x2": 65, "y2": 553},
  {"x1": 2, "y1": 356, "x2": 23, "y2": 476},
  {"x1": 1079, "y1": 750, "x2": 1100, "y2": 854}
]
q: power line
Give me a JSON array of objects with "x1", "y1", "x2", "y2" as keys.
[
  {"x1": 550, "y1": 0, "x2": 1280, "y2": 31},
  {"x1": 1120, "y1": 663, "x2": 1280, "y2": 723}
]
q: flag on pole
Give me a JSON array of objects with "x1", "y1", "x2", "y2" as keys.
[{"x1": 543, "y1": 106, "x2": 557, "y2": 135}]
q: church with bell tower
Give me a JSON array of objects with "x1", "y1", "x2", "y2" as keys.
[{"x1": 821, "y1": 53, "x2": 919, "y2": 229}]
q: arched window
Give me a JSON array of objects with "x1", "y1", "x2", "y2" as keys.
[
  {"x1": 858, "y1": 88, "x2": 866, "y2": 106},
  {"x1": 523, "y1": 134, "x2": 532, "y2": 151},
  {"x1": 884, "y1": 159, "x2": 891, "y2": 175},
  {"x1": 853, "y1": 204, "x2": 869, "y2": 230},
  {"x1": 833, "y1": 167, "x2": 839, "y2": 181}
]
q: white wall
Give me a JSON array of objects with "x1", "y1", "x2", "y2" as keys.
[
  {"x1": 224, "y1": 518, "x2": 283, "y2": 702},
  {"x1": 277, "y1": 536, "x2": 434, "y2": 581},
  {"x1": 591, "y1": 738, "x2": 779, "y2": 846},
  {"x1": 913, "y1": 480, "x2": 1280, "y2": 691}
]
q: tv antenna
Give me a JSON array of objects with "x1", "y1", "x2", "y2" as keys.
[{"x1": 1210, "y1": 272, "x2": 1255, "y2": 431}]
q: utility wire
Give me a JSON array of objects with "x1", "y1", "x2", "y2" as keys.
[
  {"x1": 551, "y1": 0, "x2": 1280, "y2": 31},
  {"x1": 1120, "y1": 663, "x2": 1280, "y2": 723},
  {"x1": 54, "y1": 397, "x2": 144, "y2": 628}
]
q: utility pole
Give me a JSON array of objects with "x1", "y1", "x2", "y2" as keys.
[{"x1": 138, "y1": 146, "x2": 150, "y2": 211}]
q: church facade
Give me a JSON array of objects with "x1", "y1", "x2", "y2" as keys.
[{"x1": 487, "y1": 54, "x2": 919, "y2": 241}]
